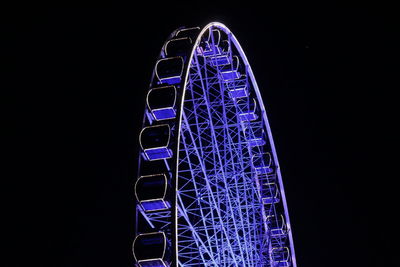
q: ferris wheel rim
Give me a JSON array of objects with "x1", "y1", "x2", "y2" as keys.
[
  {"x1": 134, "y1": 22, "x2": 297, "y2": 267},
  {"x1": 173, "y1": 22, "x2": 297, "y2": 267}
]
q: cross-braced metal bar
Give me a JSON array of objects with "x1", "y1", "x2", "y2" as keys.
[{"x1": 134, "y1": 22, "x2": 297, "y2": 267}]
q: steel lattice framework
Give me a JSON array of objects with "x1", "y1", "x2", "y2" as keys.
[{"x1": 133, "y1": 22, "x2": 297, "y2": 267}]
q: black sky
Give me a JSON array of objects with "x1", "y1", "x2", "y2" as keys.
[{"x1": 3, "y1": 3, "x2": 396, "y2": 267}]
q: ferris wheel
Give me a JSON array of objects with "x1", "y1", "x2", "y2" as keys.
[{"x1": 132, "y1": 22, "x2": 297, "y2": 267}]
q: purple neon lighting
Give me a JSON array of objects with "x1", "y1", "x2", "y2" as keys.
[
  {"x1": 221, "y1": 70, "x2": 241, "y2": 80},
  {"x1": 135, "y1": 22, "x2": 297, "y2": 267},
  {"x1": 143, "y1": 147, "x2": 172, "y2": 160},
  {"x1": 152, "y1": 108, "x2": 176, "y2": 120},
  {"x1": 138, "y1": 259, "x2": 166, "y2": 267},
  {"x1": 247, "y1": 138, "x2": 266, "y2": 147},
  {"x1": 159, "y1": 77, "x2": 181, "y2": 85},
  {"x1": 210, "y1": 55, "x2": 230, "y2": 66},
  {"x1": 229, "y1": 86, "x2": 248, "y2": 98},
  {"x1": 199, "y1": 44, "x2": 222, "y2": 57},
  {"x1": 141, "y1": 200, "x2": 169, "y2": 211},
  {"x1": 238, "y1": 111, "x2": 258, "y2": 121}
]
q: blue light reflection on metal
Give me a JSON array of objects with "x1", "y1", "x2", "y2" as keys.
[
  {"x1": 210, "y1": 55, "x2": 230, "y2": 66},
  {"x1": 143, "y1": 148, "x2": 172, "y2": 161},
  {"x1": 140, "y1": 200, "x2": 168, "y2": 211},
  {"x1": 221, "y1": 70, "x2": 241, "y2": 80},
  {"x1": 152, "y1": 108, "x2": 176, "y2": 120},
  {"x1": 229, "y1": 86, "x2": 248, "y2": 98},
  {"x1": 134, "y1": 22, "x2": 297, "y2": 267},
  {"x1": 160, "y1": 77, "x2": 181, "y2": 85}
]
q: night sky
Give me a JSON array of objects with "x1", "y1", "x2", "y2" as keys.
[{"x1": 3, "y1": 3, "x2": 396, "y2": 267}]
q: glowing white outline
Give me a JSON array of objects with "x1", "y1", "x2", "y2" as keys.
[
  {"x1": 271, "y1": 246, "x2": 290, "y2": 265},
  {"x1": 139, "y1": 124, "x2": 172, "y2": 161},
  {"x1": 261, "y1": 182, "x2": 280, "y2": 204},
  {"x1": 266, "y1": 214, "x2": 288, "y2": 237},
  {"x1": 175, "y1": 27, "x2": 201, "y2": 39},
  {"x1": 132, "y1": 231, "x2": 167, "y2": 264},
  {"x1": 146, "y1": 86, "x2": 177, "y2": 121},
  {"x1": 134, "y1": 174, "x2": 169, "y2": 212},
  {"x1": 136, "y1": 22, "x2": 298, "y2": 267},
  {"x1": 155, "y1": 56, "x2": 184, "y2": 84},
  {"x1": 228, "y1": 85, "x2": 248, "y2": 98},
  {"x1": 174, "y1": 22, "x2": 297, "y2": 267},
  {"x1": 164, "y1": 37, "x2": 193, "y2": 57}
]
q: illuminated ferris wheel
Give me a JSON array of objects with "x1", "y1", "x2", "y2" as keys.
[{"x1": 133, "y1": 22, "x2": 297, "y2": 267}]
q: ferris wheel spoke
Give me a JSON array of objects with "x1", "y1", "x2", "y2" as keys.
[
  {"x1": 179, "y1": 112, "x2": 241, "y2": 266},
  {"x1": 189, "y1": 52, "x2": 250, "y2": 266},
  {"x1": 178, "y1": 119, "x2": 218, "y2": 261},
  {"x1": 176, "y1": 199, "x2": 218, "y2": 266},
  {"x1": 134, "y1": 23, "x2": 297, "y2": 267},
  {"x1": 205, "y1": 40, "x2": 258, "y2": 265}
]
